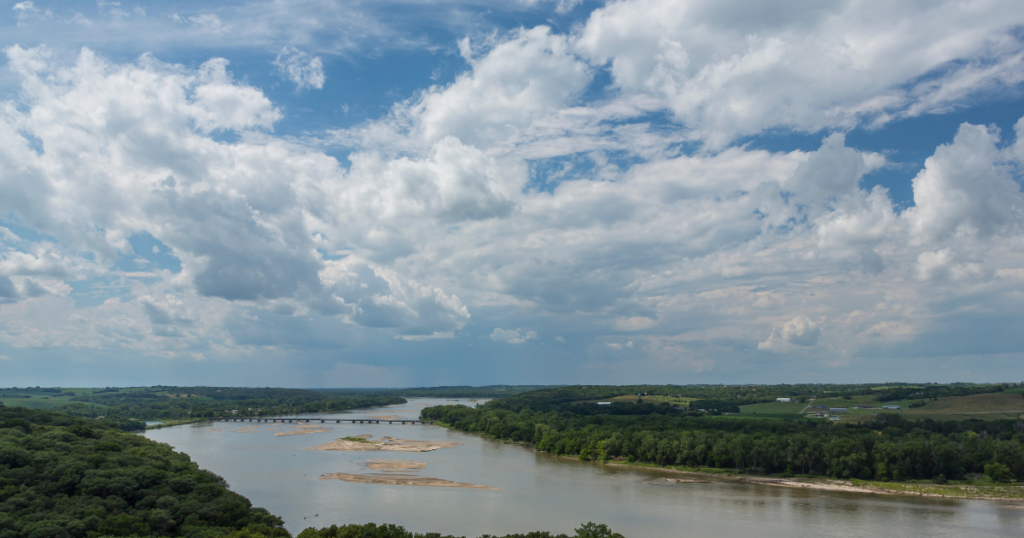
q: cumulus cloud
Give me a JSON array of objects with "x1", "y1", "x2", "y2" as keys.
[
  {"x1": 490, "y1": 328, "x2": 537, "y2": 344},
  {"x1": 903, "y1": 123, "x2": 1023, "y2": 245},
  {"x1": 758, "y1": 316, "x2": 821, "y2": 351},
  {"x1": 0, "y1": 3, "x2": 1023, "y2": 380},
  {"x1": 574, "y1": 0, "x2": 1024, "y2": 146},
  {"x1": 274, "y1": 47, "x2": 326, "y2": 90}
]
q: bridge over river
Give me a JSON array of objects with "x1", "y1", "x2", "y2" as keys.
[{"x1": 212, "y1": 417, "x2": 435, "y2": 425}]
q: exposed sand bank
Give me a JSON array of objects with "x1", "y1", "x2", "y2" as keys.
[
  {"x1": 307, "y1": 435, "x2": 459, "y2": 452},
  {"x1": 319, "y1": 472, "x2": 496, "y2": 489},
  {"x1": 275, "y1": 428, "x2": 331, "y2": 436},
  {"x1": 665, "y1": 478, "x2": 709, "y2": 484},
  {"x1": 365, "y1": 459, "x2": 427, "y2": 470}
]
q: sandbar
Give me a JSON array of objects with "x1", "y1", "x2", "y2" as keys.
[
  {"x1": 319, "y1": 473, "x2": 495, "y2": 489},
  {"x1": 276, "y1": 428, "x2": 331, "y2": 436},
  {"x1": 365, "y1": 459, "x2": 427, "y2": 470},
  {"x1": 306, "y1": 435, "x2": 459, "y2": 452}
]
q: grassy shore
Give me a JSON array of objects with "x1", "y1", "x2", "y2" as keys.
[{"x1": 849, "y1": 479, "x2": 1024, "y2": 500}]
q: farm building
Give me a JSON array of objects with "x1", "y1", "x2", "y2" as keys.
[
  {"x1": 776, "y1": 398, "x2": 792, "y2": 403},
  {"x1": 829, "y1": 407, "x2": 848, "y2": 414},
  {"x1": 882, "y1": 405, "x2": 902, "y2": 410}
]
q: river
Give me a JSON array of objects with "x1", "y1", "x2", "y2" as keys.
[{"x1": 144, "y1": 398, "x2": 1024, "y2": 537}]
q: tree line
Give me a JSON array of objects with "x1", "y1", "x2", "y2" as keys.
[
  {"x1": 55, "y1": 387, "x2": 406, "y2": 424},
  {"x1": 421, "y1": 393, "x2": 1024, "y2": 482}
]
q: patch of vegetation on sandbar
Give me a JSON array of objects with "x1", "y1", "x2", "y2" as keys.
[
  {"x1": 342, "y1": 436, "x2": 371, "y2": 443},
  {"x1": 850, "y1": 479, "x2": 1024, "y2": 500}
]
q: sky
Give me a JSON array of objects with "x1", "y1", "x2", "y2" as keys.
[{"x1": 1, "y1": 0, "x2": 1024, "y2": 387}]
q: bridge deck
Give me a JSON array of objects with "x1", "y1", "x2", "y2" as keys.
[{"x1": 210, "y1": 417, "x2": 434, "y2": 425}]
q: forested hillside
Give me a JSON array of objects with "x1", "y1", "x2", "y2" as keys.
[
  {"x1": 422, "y1": 386, "x2": 1024, "y2": 482},
  {"x1": 0, "y1": 406, "x2": 289, "y2": 538},
  {"x1": 50, "y1": 387, "x2": 405, "y2": 423}
]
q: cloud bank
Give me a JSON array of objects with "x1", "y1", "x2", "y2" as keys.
[{"x1": 1, "y1": 0, "x2": 1023, "y2": 385}]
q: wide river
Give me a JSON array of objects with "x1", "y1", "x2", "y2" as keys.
[{"x1": 145, "y1": 398, "x2": 1024, "y2": 537}]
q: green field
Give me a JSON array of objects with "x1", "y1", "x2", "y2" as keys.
[
  {"x1": 0, "y1": 386, "x2": 217, "y2": 413},
  {"x1": 735, "y1": 400, "x2": 808, "y2": 418},
  {"x1": 730, "y1": 389, "x2": 1024, "y2": 423}
]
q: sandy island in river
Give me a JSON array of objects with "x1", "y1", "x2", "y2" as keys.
[
  {"x1": 365, "y1": 459, "x2": 427, "y2": 470},
  {"x1": 319, "y1": 473, "x2": 495, "y2": 489},
  {"x1": 307, "y1": 435, "x2": 459, "y2": 452},
  {"x1": 276, "y1": 428, "x2": 331, "y2": 436}
]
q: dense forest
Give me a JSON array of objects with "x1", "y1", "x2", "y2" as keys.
[
  {"x1": 0, "y1": 406, "x2": 623, "y2": 538},
  {"x1": 421, "y1": 387, "x2": 1024, "y2": 482},
  {"x1": 53, "y1": 387, "x2": 406, "y2": 423},
  {"x1": 0, "y1": 406, "x2": 290, "y2": 538}
]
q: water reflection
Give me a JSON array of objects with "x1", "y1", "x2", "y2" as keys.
[{"x1": 145, "y1": 398, "x2": 1023, "y2": 537}]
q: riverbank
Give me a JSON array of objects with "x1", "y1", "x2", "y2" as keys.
[
  {"x1": 427, "y1": 421, "x2": 1024, "y2": 502},
  {"x1": 603, "y1": 458, "x2": 1024, "y2": 501}
]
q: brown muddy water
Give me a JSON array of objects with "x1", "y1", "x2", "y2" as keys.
[{"x1": 145, "y1": 398, "x2": 1024, "y2": 537}]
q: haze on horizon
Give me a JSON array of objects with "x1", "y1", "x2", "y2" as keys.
[{"x1": 1, "y1": 0, "x2": 1024, "y2": 388}]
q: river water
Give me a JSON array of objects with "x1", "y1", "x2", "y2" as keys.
[{"x1": 144, "y1": 398, "x2": 1024, "y2": 537}]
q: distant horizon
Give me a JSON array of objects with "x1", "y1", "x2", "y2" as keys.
[{"x1": 3, "y1": 381, "x2": 1019, "y2": 390}]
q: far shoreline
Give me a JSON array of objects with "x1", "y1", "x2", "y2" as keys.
[{"x1": 426, "y1": 421, "x2": 1024, "y2": 503}]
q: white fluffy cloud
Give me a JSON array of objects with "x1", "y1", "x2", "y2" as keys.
[
  {"x1": 758, "y1": 316, "x2": 821, "y2": 352},
  {"x1": 904, "y1": 123, "x2": 1023, "y2": 245},
  {"x1": 490, "y1": 328, "x2": 537, "y2": 344},
  {"x1": 273, "y1": 47, "x2": 325, "y2": 90},
  {"x1": 575, "y1": 0, "x2": 1024, "y2": 146},
  {"x1": 1, "y1": 2, "x2": 1023, "y2": 381}
]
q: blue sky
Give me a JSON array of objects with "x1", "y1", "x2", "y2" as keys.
[{"x1": 2, "y1": 0, "x2": 1024, "y2": 387}]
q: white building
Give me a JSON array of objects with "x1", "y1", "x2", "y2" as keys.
[{"x1": 776, "y1": 398, "x2": 792, "y2": 403}]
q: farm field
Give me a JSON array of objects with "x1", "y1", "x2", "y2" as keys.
[
  {"x1": 578, "y1": 394, "x2": 698, "y2": 406},
  {"x1": 0, "y1": 386, "x2": 216, "y2": 413},
  {"x1": 735, "y1": 401, "x2": 808, "y2": 419},
  {"x1": 817, "y1": 389, "x2": 1024, "y2": 422}
]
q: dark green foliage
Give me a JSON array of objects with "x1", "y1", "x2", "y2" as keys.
[
  {"x1": 875, "y1": 384, "x2": 1002, "y2": 402},
  {"x1": 295, "y1": 522, "x2": 621, "y2": 538},
  {"x1": 985, "y1": 462, "x2": 1014, "y2": 482},
  {"x1": 422, "y1": 387, "x2": 1024, "y2": 482},
  {"x1": 0, "y1": 407, "x2": 289, "y2": 538},
  {"x1": 55, "y1": 387, "x2": 406, "y2": 423},
  {"x1": 687, "y1": 401, "x2": 740, "y2": 414}
]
